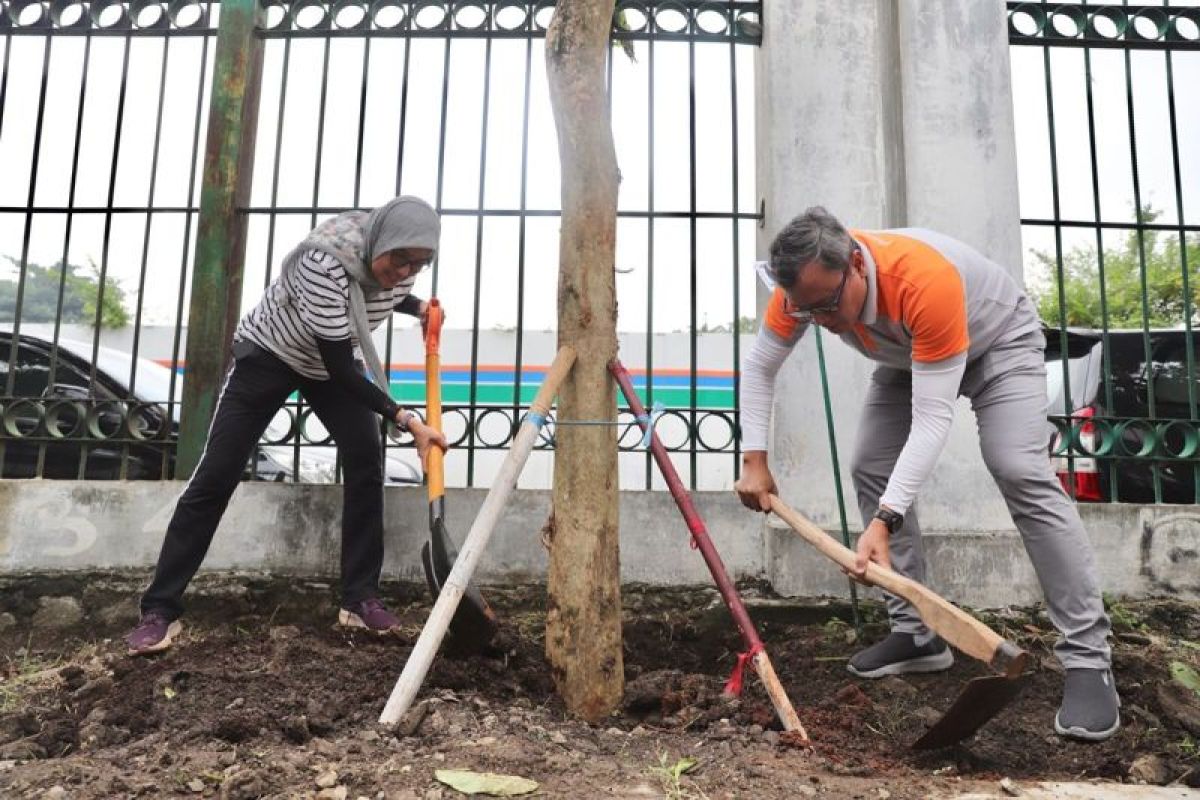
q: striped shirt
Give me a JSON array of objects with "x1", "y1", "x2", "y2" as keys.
[{"x1": 235, "y1": 249, "x2": 415, "y2": 380}]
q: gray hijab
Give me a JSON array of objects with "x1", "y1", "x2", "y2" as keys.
[{"x1": 279, "y1": 196, "x2": 440, "y2": 398}]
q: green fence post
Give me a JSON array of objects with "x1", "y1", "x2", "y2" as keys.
[
  {"x1": 814, "y1": 327, "x2": 862, "y2": 633},
  {"x1": 176, "y1": 0, "x2": 264, "y2": 478}
]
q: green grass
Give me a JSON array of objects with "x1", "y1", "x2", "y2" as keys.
[
  {"x1": 648, "y1": 752, "x2": 703, "y2": 800},
  {"x1": 0, "y1": 636, "x2": 63, "y2": 714},
  {"x1": 1104, "y1": 593, "x2": 1145, "y2": 632}
]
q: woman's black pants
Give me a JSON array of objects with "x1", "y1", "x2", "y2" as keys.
[{"x1": 141, "y1": 340, "x2": 386, "y2": 619}]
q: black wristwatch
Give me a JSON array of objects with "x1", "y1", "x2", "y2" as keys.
[{"x1": 873, "y1": 507, "x2": 904, "y2": 534}]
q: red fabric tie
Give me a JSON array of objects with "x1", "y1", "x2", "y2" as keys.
[{"x1": 723, "y1": 643, "x2": 764, "y2": 697}]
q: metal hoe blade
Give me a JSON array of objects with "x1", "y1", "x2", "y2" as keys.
[{"x1": 911, "y1": 674, "x2": 1027, "y2": 750}]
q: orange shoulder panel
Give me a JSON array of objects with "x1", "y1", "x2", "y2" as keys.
[
  {"x1": 763, "y1": 287, "x2": 800, "y2": 341},
  {"x1": 856, "y1": 230, "x2": 969, "y2": 364}
]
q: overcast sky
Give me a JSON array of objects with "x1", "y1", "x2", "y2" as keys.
[
  {"x1": 1011, "y1": 39, "x2": 1200, "y2": 298},
  {"x1": 0, "y1": 27, "x2": 759, "y2": 335}
]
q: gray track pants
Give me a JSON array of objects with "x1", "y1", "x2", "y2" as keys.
[{"x1": 850, "y1": 331, "x2": 1112, "y2": 670}]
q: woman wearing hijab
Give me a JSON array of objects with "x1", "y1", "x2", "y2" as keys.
[{"x1": 126, "y1": 196, "x2": 449, "y2": 655}]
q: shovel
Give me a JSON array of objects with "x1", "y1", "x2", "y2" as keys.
[
  {"x1": 766, "y1": 495, "x2": 1029, "y2": 749},
  {"x1": 419, "y1": 299, "x2": 498, "y2": 652}
]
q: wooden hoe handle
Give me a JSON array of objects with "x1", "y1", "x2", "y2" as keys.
[{"x1": 767, "y1": 495, "x2": 1028, "y2": 679}]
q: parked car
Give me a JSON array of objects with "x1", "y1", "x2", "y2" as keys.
[
  {"x1": 0, "y1": 332, "x2": 420, "y2": 484},
  {"x1": 1044, "y1": 326, "x2": 1200, "y2": 503}
]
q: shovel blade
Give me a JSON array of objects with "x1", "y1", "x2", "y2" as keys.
[
  {"x1": 911, "y1": 675, "x2": 1026, "y2": 750},
  {"x1": 423, "y1": 517, "x2": 499, "y2": 653},
  {"x1": 421, "y1": 540, "x2": 441, "y2": 594}
]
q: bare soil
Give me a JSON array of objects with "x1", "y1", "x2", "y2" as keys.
[{"x1": 1, "y1": 573, "x2": 1198, "y2": 799}]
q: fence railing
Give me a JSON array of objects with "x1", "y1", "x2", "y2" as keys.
[
  {"x1": 1008, "y1": 0, "x2": 1200, "y2": 503},
  {"x1": 0, "y1": 1, "x2": 761, "y2": 490},
  {"x1": 7, "y1": 1, "x2": 1197, "y2": 503}
]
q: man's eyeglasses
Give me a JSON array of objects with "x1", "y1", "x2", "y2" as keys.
[{"x1": 783, "y1": 265, "x2": 851, "y2": 322}]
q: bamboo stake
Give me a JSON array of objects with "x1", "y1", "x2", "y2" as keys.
[{"x1": 379, "y1": 346, "x2": 578, "y2": 727}]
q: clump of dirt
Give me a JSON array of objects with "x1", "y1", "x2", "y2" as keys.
[{"x1": 0, "y1": 575, "x2": 1197, "y2": 798}]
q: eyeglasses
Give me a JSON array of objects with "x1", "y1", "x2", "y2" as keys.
[
  {"x1": 388, "y1": 251, "x2": 432, "y2": 272},
  {"x1": 783, "y1": 265, "x2": 851, "y2": 322}
]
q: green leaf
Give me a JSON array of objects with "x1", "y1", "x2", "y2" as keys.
[
  {"x1": 1170, "y1": 661, "x2": 1200, "y2": 697},
  {"x1": 434, "y1": 769, "x2": 539, "y2": 796},
  {"x1": 670, "y1": 757, "x2": 698, "y2": 780}
]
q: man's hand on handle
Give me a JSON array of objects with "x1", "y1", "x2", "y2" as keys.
[
  {"x1": 735, "y1": 450, "x2": 892, "y2": 587},
  {"x1": 418, "y1": 301, "x2": 430, "y2": 338},
  {"x1": 848, "y1": 517, "x2": 891, "y2": 584},
  {"x1": 734, "y1": 451, "x2": 778, "y2": 513}
]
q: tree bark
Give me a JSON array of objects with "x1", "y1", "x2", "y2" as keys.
[{"x1": 544, "y1": 0, "x2": 623, "y2": 722}]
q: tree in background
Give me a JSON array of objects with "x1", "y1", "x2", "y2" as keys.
[
  {"x1": 0, "y1": 256, "x2": 130, "y2": 329},
  {"x1": 1031, "y1": 208, "x2": 1200, "y2": 329}
]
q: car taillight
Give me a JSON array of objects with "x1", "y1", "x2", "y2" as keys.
[{"x1": 1051, "y1": 405, "x2": 1102, "y2": 501}]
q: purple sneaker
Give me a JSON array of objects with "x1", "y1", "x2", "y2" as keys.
[
  {"x1": 338, "y1": 598, "x2": 401, "y2": 634},
  {"x1": 126, "y1": 611, "x2": 182, "y2": 656}
]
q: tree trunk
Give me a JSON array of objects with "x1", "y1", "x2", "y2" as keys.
[{"x1": 544, "y1": 0, "x2": 623, "y2": 722}]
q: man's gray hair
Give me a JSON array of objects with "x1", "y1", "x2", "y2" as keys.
[{"x1": 768, "y1": 206, "x2": 855, "y2": 288}]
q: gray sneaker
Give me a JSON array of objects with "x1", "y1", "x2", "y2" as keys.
[
  {"x1": 1055, "y1": 668, "x2": 1120, "y2": 742},
  {"x1": 847, "y1": 632, "x2": 954, "y2": 678}
]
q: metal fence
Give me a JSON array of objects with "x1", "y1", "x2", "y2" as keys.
[
  {"x1": 7, "y1": 1, "x2": 1198, "y2": 503},
  {"x1": 1007, "y1": 1, "x2": 1200, "y2": 503},
  {"x1": 0, "y1": 0, "x2": 762, "y2": 489},
  {"x1": 0, "y1": 0, "x2": 219, "y2": 480}
]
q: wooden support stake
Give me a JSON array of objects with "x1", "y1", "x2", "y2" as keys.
[{"x1": 379, "y1": 346, "x2": 578, "y2": 727}]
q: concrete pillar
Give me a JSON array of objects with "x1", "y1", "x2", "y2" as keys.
[
  {"x1": 753, "y1": 1, "x2": 1024, "y2": 540},
  {"x1": 897, "y1": 1, "x2": 1023, "y2": 278},
  {"x1": 755, "y1": 0, "x2": 905, "y2": 237}
]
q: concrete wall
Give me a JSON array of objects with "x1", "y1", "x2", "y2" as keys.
[
  {"x1": 1, "y1": 481, "x2": 1196, "y2": 606},
  {"x1": 754, "y1": 0, "x2": 1027, "y2": 534},
  {"x1": 753, "y1": 0, "x2": 1021, "y2": 269},
  {"x1": 0, "y1": 482, "x2": 762, "y2": 588}
]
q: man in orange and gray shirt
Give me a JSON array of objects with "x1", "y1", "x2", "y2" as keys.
[{"x1": 735, "y1": 206, "x2": 1119, "y2": 741}]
